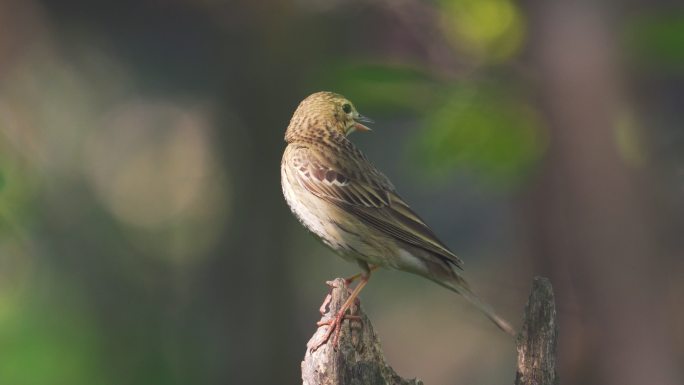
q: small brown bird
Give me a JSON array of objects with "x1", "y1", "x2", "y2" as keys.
[{"x1": 281, "y1": 91, "x2": 514, "y2": 350}]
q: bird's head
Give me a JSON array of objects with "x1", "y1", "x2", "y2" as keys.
[{"x1": 285, "y1": 91, "x2": 373, "y2": 142}]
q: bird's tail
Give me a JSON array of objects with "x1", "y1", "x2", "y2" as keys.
[{"x1": 436, "y1": 275, "x2": 516, "y2": 337}]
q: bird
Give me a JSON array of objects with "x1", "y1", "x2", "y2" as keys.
[{"x1": 281, "y1": 91, "x2": 514, "y2": 350}]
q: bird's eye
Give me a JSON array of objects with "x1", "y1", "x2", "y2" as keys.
[{"x1": 342, "y1": 103, "x2": 352, "y2": 114}]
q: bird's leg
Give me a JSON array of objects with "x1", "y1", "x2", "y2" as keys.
[
  {"x1": 311, "y1": 271, "x2": 371, "y2": 351},
  {"x1": 318, "y1": 262, "x2": 376, "y2": 315},
  {"x1": 344, "y1": 264, "x2": 379, "y2": 285}
]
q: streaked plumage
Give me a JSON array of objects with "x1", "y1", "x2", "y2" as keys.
[{"x1": 281, "y1": 92, "x2": 513, "y2": 346}]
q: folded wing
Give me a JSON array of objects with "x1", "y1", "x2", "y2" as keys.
[{"x1": 290, "y1": 146, "x2": 463, "y2": 269}]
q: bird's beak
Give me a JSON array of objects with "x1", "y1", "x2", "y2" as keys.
[{"x1": 353, "y1": 114, "x2": 373, "y2": 132}]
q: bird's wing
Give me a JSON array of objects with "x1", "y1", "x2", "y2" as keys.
[{"x1": 290, "y1": 146, "x2": 463, "y2": 268}]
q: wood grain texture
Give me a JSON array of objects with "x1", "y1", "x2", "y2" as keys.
[{"x1": 515, "y1": 277, "x2": 559, "y2": 385}]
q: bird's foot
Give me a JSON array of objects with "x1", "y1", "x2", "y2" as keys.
[
  {"x1": 310, "y1": 310, "x2": 362, "y2": 352},
  {"x1": 311, "y1": 280, "x2": 362, "y2": 351}
]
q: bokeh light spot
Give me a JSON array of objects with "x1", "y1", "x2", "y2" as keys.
[
  {"x1": 84, "y1": 101, "x2": 230, "y2": 265},
  {"x1": 440, "y1": 0, "x2": 526, "y2": 62},
  {"x1": 614, "y1": 110, "x2": 646, "y2": 167}
]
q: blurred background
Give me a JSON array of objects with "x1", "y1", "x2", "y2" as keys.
[{"x1": 0, "y1": 0, "x2": 682, "y2": 384}]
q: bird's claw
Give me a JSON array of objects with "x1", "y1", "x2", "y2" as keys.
[
  {"x1": 310, "y1": 311, "x2": 362, "y2": 352},
  {"x1": 310, "y1": 278, "x2": 365, "y2": 351}
]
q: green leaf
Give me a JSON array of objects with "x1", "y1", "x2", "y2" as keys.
[
  {"x1": 625, "y1": 12, "x2": 684, "y2": 70},
  {"x1": 413, "y1": 86, "x2": 546, "y2": 188}
]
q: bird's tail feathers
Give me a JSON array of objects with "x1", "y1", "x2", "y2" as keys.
[{"x1": 437, "y1": 276, "x2": 516, "y2": 337}]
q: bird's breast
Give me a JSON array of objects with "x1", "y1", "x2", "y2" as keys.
[
  {"x1": 281, "y1": 161, "x2": 337, "y2": 246},
  {"x1": 280, "y1": 150, "x2": 397, "y2": 266}
]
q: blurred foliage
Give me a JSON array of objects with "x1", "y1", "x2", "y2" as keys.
[
  {"x1": 319, "y1": 62, "x2": 442, "y2": 113},
  {"x1": 414, "y1": 85, "x2": 545, "y2": 187},
  {"x1": 0, "y1": 280, "x2": 105, "y2": 385},
  {"x1": 0, "y1": 153, "x2": 38, "y2": 232},
  {"x1": 625, "y1": 12, "x2": 684, "y2": 70},
  {"x1": 439, "y1": 0, "x2": 525, "y2": 62}
]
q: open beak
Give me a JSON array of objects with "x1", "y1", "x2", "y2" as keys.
[{"x1": 353, "y1": 114, "x2": 373, "y2": 132}]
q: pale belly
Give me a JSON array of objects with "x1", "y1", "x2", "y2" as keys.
[
  {"x1": 281, "y1": 167, "x2": 334, "y2": 246},
  {"x1": 281, "y1": 164, "x2": 392, "y2": 266}
]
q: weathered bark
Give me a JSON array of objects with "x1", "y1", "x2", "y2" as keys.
[
  {"x1": 303, "y1": 277, "x2": 558, "y2": 385},
  {"x1": 516, "y1": 277, "x2": 559, "y2": 385},
  {"x1": 301, "y1": 278, "x2": 422, "y2": 385}
]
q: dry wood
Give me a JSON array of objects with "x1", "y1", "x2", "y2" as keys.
[
  {"x1": 301, "y1": 278, "x2": 422, "y2": 385},
  {"x1": 302, "y1": 276, "x2": 558, "y2": 385},
  {"x1": 515, "y1": 276, "x2": 559, "y2": 385}
]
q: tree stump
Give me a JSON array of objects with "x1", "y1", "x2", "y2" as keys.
[
  {"x1": 301, "y1": 278, "x2": 422, "y2": 385},
  {"x1": 516, "y1": 277, "x2": 559, "y2": 385},
  {"x1": 302, "y1": 276, "x2": 558, "y2": 385}
]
